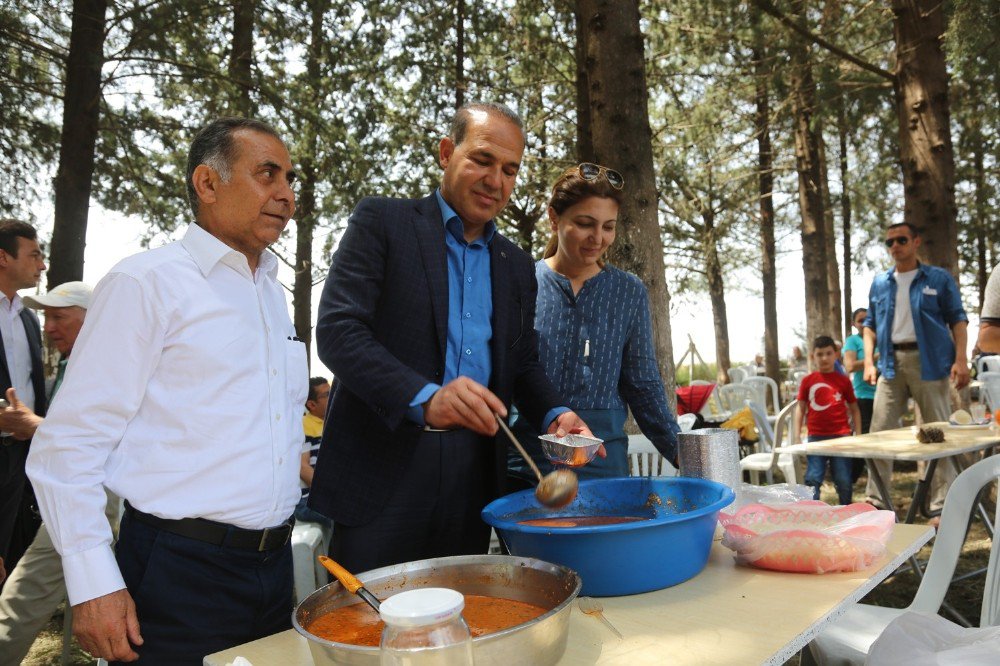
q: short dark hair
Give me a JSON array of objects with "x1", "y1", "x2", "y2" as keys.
[
  {"x1": 0, "y1": 219, "x2": 38, "y2": 257},
  {"x1": 307, "y1": 376, "x2": 329, "y2": 403},
  {"x1": 851, "y1": 307, "x2": 867, "y2": 320},
  {"x1": 448, "y1": 102, "x2": 524, "y2": 146},
  {"x1": 186, "y1": 118, "x2": 283, "y2": 217},
  {"x1": 812, "y1": 335, "x2": 837, "y2": 351},
  {"x1": 887, "y1": 222, "x2": 919, "y2": 237}
]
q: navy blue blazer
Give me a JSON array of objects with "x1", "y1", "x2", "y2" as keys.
[{"x1": 311, "y1": 194, "x2": 562, "y2": 526}]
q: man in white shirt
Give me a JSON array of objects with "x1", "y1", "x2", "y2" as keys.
[
  {"x1": 26, "y1": 118, "x2": 306, "y2": 664},
  {"x1": 0, "y1": 219, "x2": 47, "y2": 585}
]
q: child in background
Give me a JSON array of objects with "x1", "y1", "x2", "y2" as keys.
[{"x1": 793, "y1": 335, "x2": 862, "y2": 504}]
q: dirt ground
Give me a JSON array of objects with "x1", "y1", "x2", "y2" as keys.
[{"x1": 18, "y1": 464, "x2": 994, "y2": 665}]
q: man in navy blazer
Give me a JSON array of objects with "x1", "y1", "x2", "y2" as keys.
[
  {"x1": 0, "y1": 219, "x2": 48, "y2": 580},
  {"x1": 312, "y1": 103, "x2": 594, "y2": 572}
]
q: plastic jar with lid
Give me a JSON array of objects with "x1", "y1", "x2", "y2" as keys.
[{"x1": 379, "y1": 587, "x2": 474, "y2": 665}]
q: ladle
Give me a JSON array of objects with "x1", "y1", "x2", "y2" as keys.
[
  {"x1": 318, "y1": 555, "x2": 381, "y2": 613},
  {"x1": 495, "y1": 414, "x2": 578, "y2": 509}
]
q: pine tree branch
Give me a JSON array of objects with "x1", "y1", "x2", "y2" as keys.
[{"x1": 751, "y1": 0, "x2": 895, "y2": 82}]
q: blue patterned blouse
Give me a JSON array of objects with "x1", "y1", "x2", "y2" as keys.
[{"x1": 533, "y1": 260, "x2": 679, "y2": 460}]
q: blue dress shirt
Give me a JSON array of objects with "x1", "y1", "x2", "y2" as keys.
[
  {"x1": 863, "y1": 263, "x2": 968, "y2": 381},
  {"x1": 408, "y1": 192, "x2": 566, "y2": 429}
]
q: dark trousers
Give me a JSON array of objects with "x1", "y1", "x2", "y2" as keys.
[
  {"x1": 330, "y1": 429, "x2": 492, "y2": 574},
  {"x1": 0, "y1": 441, "x2": 29, "y2": 564},
  {"x1": 112, "y1": 509, "x2": 294, "y2": 665}
]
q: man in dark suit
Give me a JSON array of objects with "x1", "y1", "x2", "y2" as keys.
[
  {"x1": 312, "y1": 102, "x2": 595, "y2": 572},
  {"x1": 0, "y1": 219, "x2": 48, "y2": 581}
]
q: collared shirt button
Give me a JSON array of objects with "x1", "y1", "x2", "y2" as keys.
[
  {"x1": 467, "y1": 276, "x2": 472, "y2": 283},
  {"x1": 276, "y1": 413, "x2": 281, "y2": 421},
  {"x1": 278, "y1": 457, "x2": 283, "y2": 465},
  {"x1": 465, "y1": 348, "x2": 472, "y2": 355},
  {"x1": 464, "y1": 312, "x2": 471, "y2": 319},
  {"x1": 272, "y1": 369, "x2": 278, "y2": 376}
]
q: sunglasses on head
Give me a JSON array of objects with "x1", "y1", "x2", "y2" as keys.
[
  {"x1": 884, "y1": 236, "x2": 910, "y2": 247},
  {"x1": 579, "y1": 162, "x2": 624, "y2": 190}
]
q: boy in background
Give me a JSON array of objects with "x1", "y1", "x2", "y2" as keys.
[{"x1": 793, "y1": 336, "x2": 862, "y2": 504}]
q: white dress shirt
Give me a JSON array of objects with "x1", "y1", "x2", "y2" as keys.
[
  {"x1": 26, "y1": 223, "x2": 309, "y2": 606},
  {"x1": 0, "y1": 293, "x2": 36, "y2": 413}
]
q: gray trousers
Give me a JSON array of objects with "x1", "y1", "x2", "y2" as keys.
[
  {"x1": 866, "y1": 348, "x2": 954, "y2": 510},
  {"x1": 0, "y1": 491, "x2": 119, "y2": 665}
]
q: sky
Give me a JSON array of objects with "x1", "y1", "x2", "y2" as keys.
[{"x1": 48, "y1": 204, "x2": 985, "y2": 376}]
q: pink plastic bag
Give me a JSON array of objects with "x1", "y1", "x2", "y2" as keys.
[{"x1": 719, "y1": 501, "x2": 896, "y2": 573}]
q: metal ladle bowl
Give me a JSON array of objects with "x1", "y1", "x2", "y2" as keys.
[{"x1": 496, "y1": 415, "x2": 578, "y2": 509}]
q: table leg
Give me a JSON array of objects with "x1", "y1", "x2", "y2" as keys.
[
  {"x1": 948, "y1": 455, "x2": 995, "y2": 539},
  {"x1": 906, "y1": 459, "x2": 937, "y2": 525}
]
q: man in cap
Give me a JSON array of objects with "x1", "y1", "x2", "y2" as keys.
[
  {"x1": 26, "y1": 118, "x2": 306, "y2": 664},
  {"x1": 0, "y1": 281, "x2": 94, "y2": 664}
]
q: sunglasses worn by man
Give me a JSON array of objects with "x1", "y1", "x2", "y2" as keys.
[
  {"x1": 579, "y1": 162, "x2": 624, "y2": 190},
  {"x1": 884, "y1": 236, "x2": 910, "y2": 247}
]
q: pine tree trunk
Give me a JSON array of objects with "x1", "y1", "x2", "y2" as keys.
[
  {"x1": 788, "y1": 0, "x2": 829, "y2": 352},
  {"x1": 837, "y1": 96, "x2": 853, "y2": 340},
  {"x1": 890, "y1": 0, "x2": 957, "y2": 275},
  {"x1": 753, "y1": 40, "x2": 781, "y2": 388},
  {"x1": 817, "y1": 129, "x2": 842, "y2": 337},
  {"x1": 48, "y1": 0, "x2": 108, "y2": 289},
  {"x1": 576, "y1": 0, "x2": 676, "y2": 403},
  {"x1": 972, "y1": 141, "x2": 988, "y2": 309},
  {"x1": 704, "y1": 215, "x2": 731, "y2": 385},
  {"x1": 574, "y1": 3, "x2": 593, "y2": 162},
  {"x1": 455, "y1": 0, "x2": 465, "y2": 110},
  {"x1": 291, "y1": 0, "x2": 327, "y2": 365},
  {"x1": 230, "y1": 0, "x2": 254, "y2": 116}
]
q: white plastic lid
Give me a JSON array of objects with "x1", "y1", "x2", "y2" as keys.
[{"x1": 378, "y1": 587, "x2": 465, "y2": 627}]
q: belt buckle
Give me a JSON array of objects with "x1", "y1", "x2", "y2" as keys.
[{"x1": 258, "y1": 524, "x2": 291, "y2": 551}]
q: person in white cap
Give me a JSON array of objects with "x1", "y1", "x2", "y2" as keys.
[{"x1": 0, "y1": 281, "x2": 96, "y2": 664}]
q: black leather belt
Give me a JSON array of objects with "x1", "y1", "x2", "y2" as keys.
[
  {"x1": 124, "y1": 502, "x2": 293, "y2": 552},
  {"x1": 893, "y1": 341, "x2": 919, "y2": 351}
]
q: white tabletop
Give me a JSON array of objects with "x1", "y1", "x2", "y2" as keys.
[
  {"x1": 781, "y1": 422, "x2": 999, "y2": 462},
  {"x1": 205, "y1": 523, "x2": 933, "y2": 666}
]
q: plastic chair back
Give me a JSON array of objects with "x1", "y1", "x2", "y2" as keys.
[
  {"x1": 977, "y1": 356, "x2": 1000, "y2": 375},
  {"x1": 743, "y1": 376, "x2": 781, "y2": 414},
  {"x1": 677, "y1": 413, "x2": 697, "y2": 432},
  {"x1": 719, "y1": 383, "x2": 759, "y2": 413},
  {"x1": 979, "y1": 371, "x2": 1000, "y2": 413},
  {"x1": 627, "y1": 434, "x2": 677, "y2": 477},
  {"x1": 727, "y1": 367, "x2": 747, "y2": 384},
  {"x1": 908, "y1": 454, "x2": 1000, "y2": 626}
]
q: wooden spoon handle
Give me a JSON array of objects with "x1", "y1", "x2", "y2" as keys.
[
  {"x1": 318, "y1": 555, "x2": 364, "y2": 593},
  {"x1": 496, "y1": 414, "x2": 544, "y2": 483}
]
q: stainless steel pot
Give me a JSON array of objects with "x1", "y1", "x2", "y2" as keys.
[{"x1": 293, "y1": 554, "x2": 581, "y2": 666}]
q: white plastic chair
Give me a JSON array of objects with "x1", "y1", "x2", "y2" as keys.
[
  {"x1": 804, "y1": 454, "x2": 1000, "y2": 664},
  {"x1": 692, "y1": 381, "x2": 728, "y2": 420},
  {"x1": 677, "y1": 413, "x2": 697, "y2": 432},
  {"x1": 977, "y1": 356, "x2": 1000, "y2": 375},
  {"x1": 979, "y1": 371, "x2": 1000, "y2": 413},
  {"x1": 627, "y1": 434, "x2": 678, "y2": 477},
  {"x1": 727, "y1": 367, "x2": 747, "y2": 384},
  {"x1": 291, "y1": 521, "x2": 332, "y2": 604},
  {"x1": 740, "y1": 400, "x2": 799, "y2": 485},
  {"x1": 742, "y1": 376, "x2": 782, "y2": 415},
  {"x1": 719, "y1": 383, "x2": 758, "y2": 413}
]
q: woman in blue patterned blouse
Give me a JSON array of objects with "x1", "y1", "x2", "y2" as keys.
[{"x1": 509, "y1": 164, "x2": 680, "y2": 481}]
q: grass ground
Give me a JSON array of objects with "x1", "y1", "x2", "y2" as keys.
[{"x1": 19, "y1": 465, "x2": 994, "y2": 665}]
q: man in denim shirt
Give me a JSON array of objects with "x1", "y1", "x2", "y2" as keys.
[{"x1": 861, "y1": 222, "x2": 969, "y2": 512}]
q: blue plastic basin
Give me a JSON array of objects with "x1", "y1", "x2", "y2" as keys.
[{"x1": 482, "y1": 477, "x2": 735, "y2": 596}]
